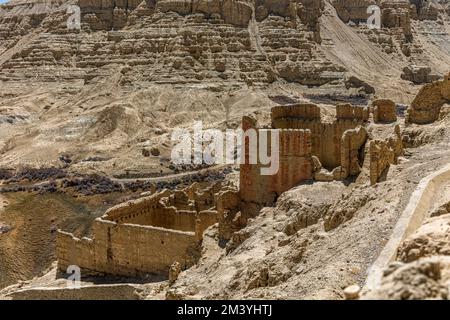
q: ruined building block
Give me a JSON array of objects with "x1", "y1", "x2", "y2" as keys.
[
  {"x1": 442, "y1": 72, "x2": 450, "y2": 100},
  {"x1": 216, "y1": 189, "x2": 243, "y2": 242},
  {"x1": 239, "y1": 115, "x2": 314, "y2": 207},
  {"x1": 56, "y1": 184, "x2": 224, "y2": 278},
  {"x1": 336, "y1": 104, "x2": 369, "y2": 121},
  {"x1": 401, "y1": 65, "x2": 440, "y2": 84},
  {"x1": 271, "y1": 103, "x2": 368, "y2": 171},
  {"x1": 372, "y1": 99, "x2": 397, "y2": 123}
]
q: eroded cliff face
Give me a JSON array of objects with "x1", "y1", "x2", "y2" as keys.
[{"x1": 0, "y1": 0, "x2": 343, "y2": 92}]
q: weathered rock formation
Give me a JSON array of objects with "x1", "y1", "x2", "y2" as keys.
[
  {"x1": 401, "y1": 65, "x2": 440, "y2": 84},
  {"x1": 331, "y1": 0, "x2": 377, "y2": 23},
  {"x1": 372, "y1": 98, "x2": 397, "y2": 123},
  {"x1": 239, "y1": 102, "x2": 404, "y2": 210},
  {"x1": 363, "y1": 213, "x2": 450, "y2": 299},
  {"x1": 397, "y1": 214, "x2": 450, "y2": 263}
]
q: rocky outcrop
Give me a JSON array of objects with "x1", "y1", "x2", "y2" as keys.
[
  {"x1": 345, "y1": 75, "x2": 376, "y2": 94},
  {"x1": 363, "y1": 213, "x2": 450, "y2": 300},
  {"x1": 155, "y1": 0, "x2": 254, "y2": 27},
  {"x1": 330, "y1": 0, "x2": 376, "y2": 23},
  {"x1": 380, "y1": 0, "x2": 412, "y2": 36},
  {"x1": 412, "y1": 0, "x2": 442, "y2": 21}
]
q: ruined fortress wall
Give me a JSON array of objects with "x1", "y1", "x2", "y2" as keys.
[
  {"x1": 372, "y1": 99, "x2": 397, "y2": 123},
  {"x1": 368, "y1": 125, "x2": 403, "y2": 185},
  {"x1": 194, "y1": 191, "x2": 216, "y2": 212},
  {"x1": 196, "y1": 210, "x2": 219, "y2": 237},
  {"x1": 369, "y1": 140, "x2": 396, "y2": 185},
  {"x1": 168, "y1": 191, "x2": 195, "y2": 211},
  {"x1": 91, "y1": 219, "x2": 197, "y2": 276},
  {"x1": 271, "y1": 104, "x2": 368, "y2": 169},
  {"x1": 57, "y1": 218, "x2": 198, "y2": 277},
  {"x1": 56, "y1": 184, "x2": 224, "y2": 277},
  {"x1": 340, "y1": 126, "x2": 367, "y2": 178},
  {"x1": 57, "y1": 231, "x2": 97, "y2": 274},
  {"x1": 407, "y1": 74, "x2": 450, "y2": 124},
  {"x1": 270, "y1": 129, "x2": 314, "y2": 195},
  {"x1": 272, "y1": 104, "x2": 321, "y2": 121},
  {"x1": 123, "y1": 206, "x2": 197, "y2": 232},
  {"x1": 104, "y1": 190, "x2": 170, "y2": 223},
  {"x1": 239, "y1": 126, "x2": 313, "y2": 205},
  {"x1": 104, "y1": 190, "x2": 196, "y2": 232},
  {"x1": 335, "y1": 104, "x2": 369, "y2": 121}
]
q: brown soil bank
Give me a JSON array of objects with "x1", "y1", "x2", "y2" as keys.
[{"x1": 0, "y1": 192, "x2": 121, "y2": 289}]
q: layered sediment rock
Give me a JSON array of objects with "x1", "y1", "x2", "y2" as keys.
[
  {"x1": 406, "y1": 73, "x2": 450, "y2": 124},
  {"x1": 0, "y1": 0, "x2": 345, "y2": 90}
]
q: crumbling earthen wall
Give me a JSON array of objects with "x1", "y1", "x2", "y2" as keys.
[
  {"x1": 369, "y1": 140, "x2": 395, "y2": 185},
  {"x1": 57, "y1": 232, "x2": 96, "y2": 273},
  {"x1": 369, "y1": 125, "x2": 403, "y2": 185},
  {"x1": 104, "y1": 190, "x2": 171, "y2": 223},
  {"x1": 104, "y1": 191, "x2": 197, "y2": 232},
  {"x1": 407, "y1": 73, "x2": 450, "y2": 124},
  {"x1": 57, "y1": 218, "x2": 198, "y2": 277},
  {"x1": 372, "y1": 99, "x2": 397, "y2": 123},
  {"x1": 240, "y1": 114, "x2": 314, "y2": 206},
  {"x1": 239, "y1": 102, "x2": 404, "y2": 209},
  {"x1": 216, "y1": 189, "x2": 242, "y2": 241},
  {"x1": 271, "y1": 103, "x2": 369, "y2": 170},
  {"x1": 340, "y1": 126, "x2": 367, "y2": 178}
]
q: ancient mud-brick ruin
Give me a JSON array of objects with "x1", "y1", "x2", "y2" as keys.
[
  {"x1": 239, "y1": 102, "x2": 404, "y2": 208},
  {"x1": 406, "y1": 72, "x2": 450, "y2": 124},
  {"x1": 57, "y1": 182, "x2": 226, "y2": 277}
]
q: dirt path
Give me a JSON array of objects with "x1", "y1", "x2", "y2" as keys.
[{"x1": 110, "y1": 164, "x2": 232, "y2": 183}]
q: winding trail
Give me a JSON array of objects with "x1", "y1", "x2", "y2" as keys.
[{"x1": 365, "y1": 163, "x2": 450, "y2": 291}]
